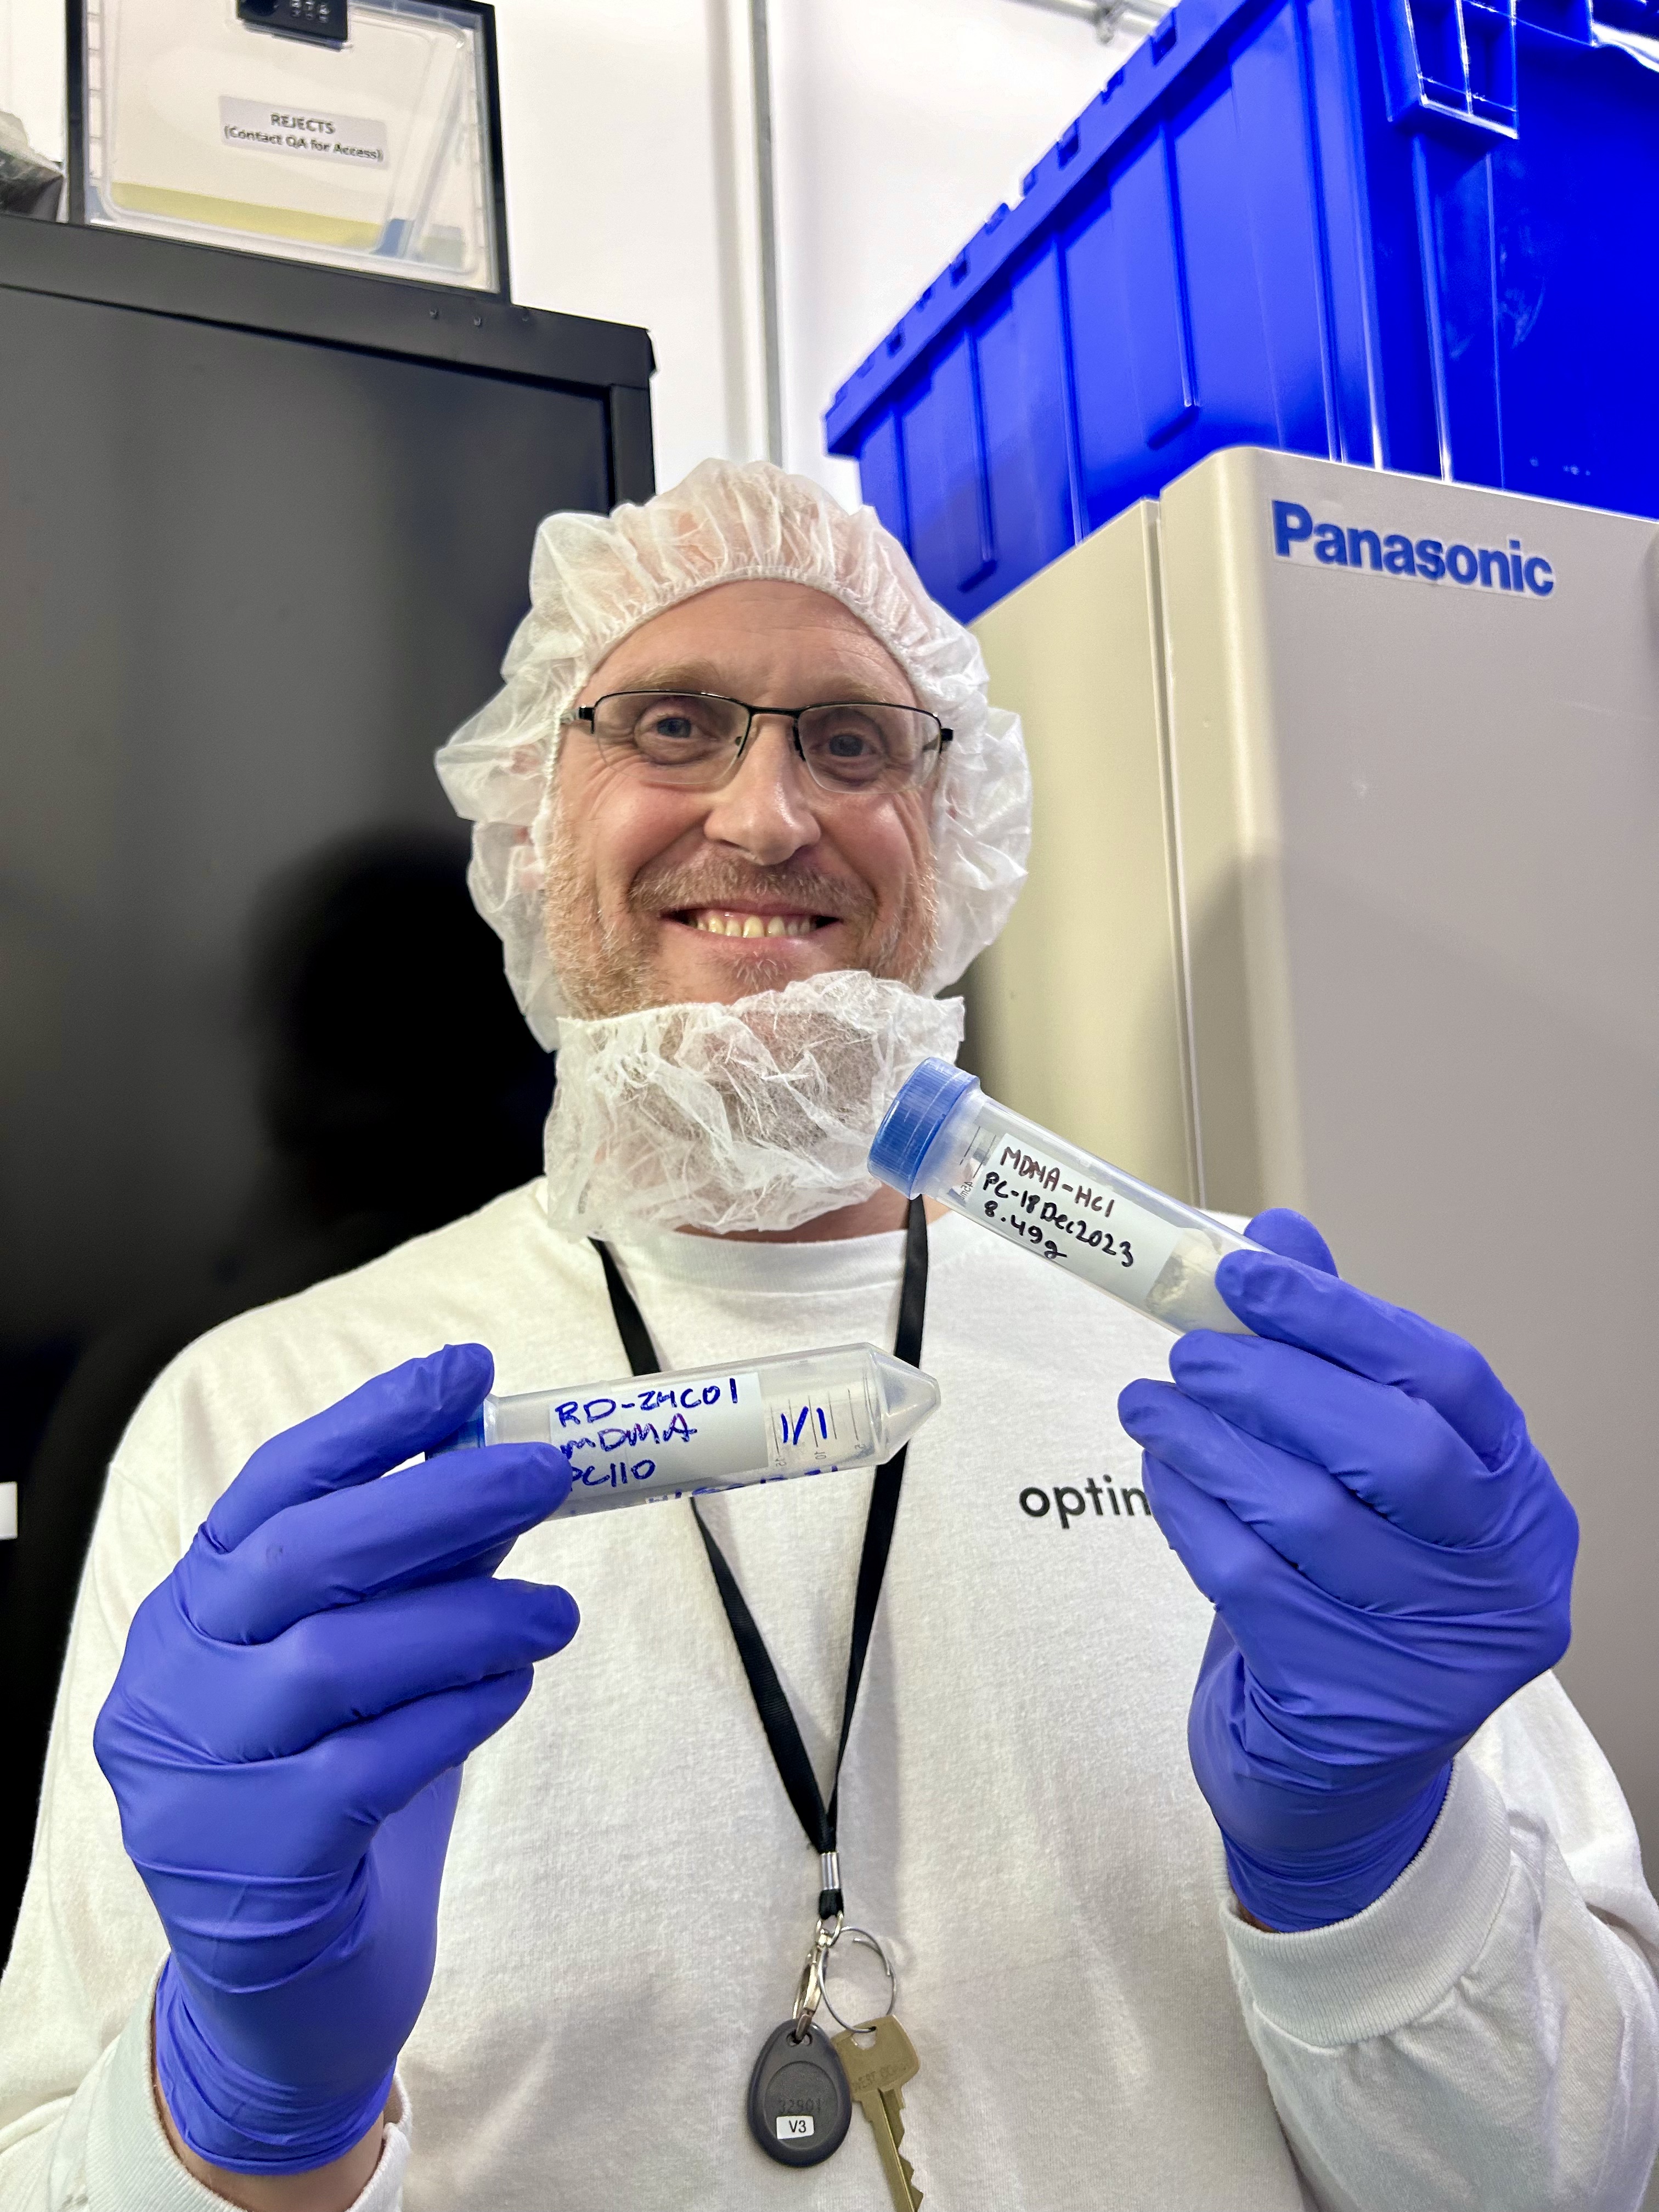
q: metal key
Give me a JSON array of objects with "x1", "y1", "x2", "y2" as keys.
[{"x1": 833, "y1": 2013, "x2": 923, "y2": 2211}]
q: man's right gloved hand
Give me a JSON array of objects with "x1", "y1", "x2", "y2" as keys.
[{"x1": 94, "y1": 1343, "x2": 578, "y2": 2177}]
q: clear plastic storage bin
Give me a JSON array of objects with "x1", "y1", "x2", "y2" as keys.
[{"x1": 75, "y1": 0, "x2": 504, "y2": 288}]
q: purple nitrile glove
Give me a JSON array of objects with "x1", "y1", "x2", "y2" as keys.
[
  {"x1": 94, "y1": 1343, "x2": 577, "y2": 2174},
  {"x1": 1118, "y1": 1210, "x2": 1577, "y2": 1932}
]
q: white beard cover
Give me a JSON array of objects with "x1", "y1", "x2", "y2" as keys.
[{"x1": 542, "y1": 969, "x2": 966, "y2": 1238}]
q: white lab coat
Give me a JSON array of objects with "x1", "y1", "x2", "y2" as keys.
[{"x1": 1, "y1": 1189, "x2": 1655, "y2": 2210}]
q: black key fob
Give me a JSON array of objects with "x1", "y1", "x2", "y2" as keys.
[{"x1": 748, "y1": 2018, "x2": 853, "y2": 2166}]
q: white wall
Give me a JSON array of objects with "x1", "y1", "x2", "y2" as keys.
[
  {"x1": 2, "y1": 0, "x2": 1128, "y2": 499},
  {"x1": 768, "y1": 0, "x2": 1129, "y2": 502},
  {"x1": 492, "y1": 0, "x2": 769, "y2": 495},
  {"x1": 0, "y1": 0, "x2": 64, "y2": 159},
  {"x1": 499, "y1": 0, "x2": 1127, "y2": 495}
]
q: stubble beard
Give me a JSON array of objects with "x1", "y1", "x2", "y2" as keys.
[{"x1": 541, "y1": 799, "x2": 939, "y2": 1021}]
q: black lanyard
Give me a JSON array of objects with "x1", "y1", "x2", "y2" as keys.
[{"x1": 592, "y1": 1197, "x2": 928, "y2": 1920}]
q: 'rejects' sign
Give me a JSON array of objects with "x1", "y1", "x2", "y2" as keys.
[{"x1": 218, "y1": 97, "x2": 388, "y2": 166}]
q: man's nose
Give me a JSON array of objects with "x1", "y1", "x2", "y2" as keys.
[{"x1": 698, "y1": 715, "x2": 823, "y2": 866}]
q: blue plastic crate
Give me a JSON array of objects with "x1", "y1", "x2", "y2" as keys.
[{"x1": 823, "y1": 0, "x2": 1659, "y2": 622}]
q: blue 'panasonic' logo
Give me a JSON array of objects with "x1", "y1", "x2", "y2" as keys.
[{"x1": 1272, "y1": 501, "x2": 1554, "y2": 597}]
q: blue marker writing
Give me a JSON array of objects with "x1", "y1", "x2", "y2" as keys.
[{"x1": 428, "y1": 1343, "x2": 940, "y2": 1517}]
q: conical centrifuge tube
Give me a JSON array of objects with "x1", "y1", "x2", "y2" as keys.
[
  {"x1": 427, "y1": 1342, "x2": 940, "y2": 1516},
  {"x1": 870, "y1": 1060, "x2": 1259, "y2": 1334}
]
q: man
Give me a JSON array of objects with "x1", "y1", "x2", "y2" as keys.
[{"x1": 1, "y1": 460, "x2": 1655, "y2": 2211}]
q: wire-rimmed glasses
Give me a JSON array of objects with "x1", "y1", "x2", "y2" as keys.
[{"x1": 562, "y1": 690, "x2": 953, "y2": 797}]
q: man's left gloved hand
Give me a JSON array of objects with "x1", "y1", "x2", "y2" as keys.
[{"x1": 1118, "y1": 1210, "x2": 1578, "y2": 1933}]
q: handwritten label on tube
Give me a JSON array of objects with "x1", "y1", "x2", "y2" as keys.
[
  {"x1": 952, "y1": 1137, "x2": 1184, "y2": 1306},
  {"x1": 512, "y1": 1370, "x2": 877, "y2": 1515}
]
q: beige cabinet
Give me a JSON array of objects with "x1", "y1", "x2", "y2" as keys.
[
  {"x1": 968, "y1": 501, "x2": 1198, "y2": 1205},
  {"x1": 968, "y1": 445, "x2": 1659, "y2": 1874}
]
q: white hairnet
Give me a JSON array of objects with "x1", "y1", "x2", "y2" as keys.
[{"x1": 434, "y1": 457, "x2": 1031, "y2": 1046}]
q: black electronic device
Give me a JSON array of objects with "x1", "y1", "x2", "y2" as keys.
[{"x1": 236, "y1": 0, "x2": 349, "y2": 48}]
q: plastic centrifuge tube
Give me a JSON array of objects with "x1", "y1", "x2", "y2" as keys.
[
  {"x1": 870, "y1": 1060, "x2": 1259, "y2": 1334},
  {"x1": 427, "y1": 1341, "x2": 940, "y2": 1516}
]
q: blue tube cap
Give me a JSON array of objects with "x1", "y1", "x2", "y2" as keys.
[
  {"x1": 426, "y1": 1410, "x2": 487, "y2": 1458},
  {"x1": 868, "y1": 1057, "x2": 978, "y2": 1197}
]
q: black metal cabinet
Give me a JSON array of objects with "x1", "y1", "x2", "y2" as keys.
[
  {"x1": 0, "y1": 218, "x2": 653, "y2": 1933},
  {"x1": 1, "y1": 216, "x2": 651, "y2": 1355}
]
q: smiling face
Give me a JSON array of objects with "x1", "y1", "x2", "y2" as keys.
[{"x1": 543, "y1": 580, "x2": 939, "y2": 1019}]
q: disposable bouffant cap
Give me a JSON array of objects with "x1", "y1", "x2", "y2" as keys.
[
  {"x1": 433, "y1": 458, "x2": 1032, "y2": 1047},
  {"x1": 868, "y1": 1056, "x2": 980, "y2": 1197}
]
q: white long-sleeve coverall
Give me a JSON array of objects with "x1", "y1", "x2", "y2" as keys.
[{"x1": 1, "y1": 1190, "x2": 1656, "y2": 2210}]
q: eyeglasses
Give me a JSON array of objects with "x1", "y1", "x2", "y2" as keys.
[{"x1": 562, "y1": 690, "x2": 953, "y2": 797}]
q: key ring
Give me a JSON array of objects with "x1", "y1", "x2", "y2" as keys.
[
  {"x1": 790, "y1": 1911, "x2": 843, "y2": 2040},
  {"x1": 818, "y1": 1925, "x2": 897, "y2": 2035}
]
